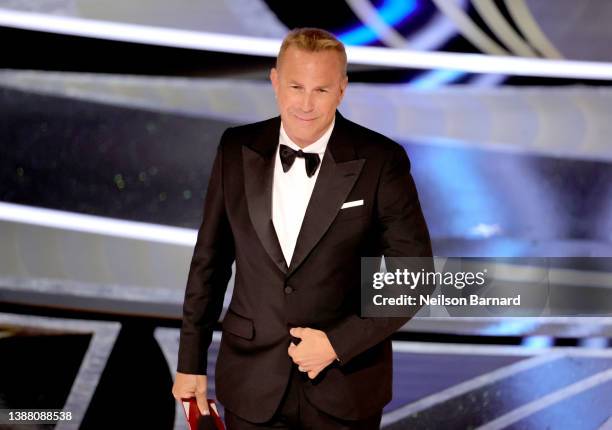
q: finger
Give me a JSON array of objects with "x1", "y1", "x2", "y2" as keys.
[
  {"x1": 194, "y1": 392, "x2": 210, "y2": 416},
  {"x1": 172, "y1": 390, "x2": 187, "y2": 400},
  {"x1": 174, "y1": 390, "x2": 194, "y2": 400},
  {"x1": 288, "y1": 342, "x2": 296, "y2": 357},
  {"x1": 308, "y1": 362, "x2": 327, "y2": 378},
  {"x1": 172, "y1": 383, "x2": 194, "y2": 400},
  {"x1": 298, "y1": 354, "x2": 326, "y2": 366},
  {"x1": 290, "y1": 327, "x2": 305, "y2": 338},
  {"x1": 297, "y1": 358, "x2": 316, "y2": 368},
  {"x1": 304, "y1": 359, "x2": 332, "y2": 370}
]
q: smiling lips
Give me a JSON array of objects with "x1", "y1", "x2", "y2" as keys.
[{"x1": 294, "y1": 114, "x2": 318, "y2": 122}]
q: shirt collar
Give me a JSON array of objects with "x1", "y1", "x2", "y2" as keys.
[{"x1": 279, "y1": 119, "x2": 335, "y2": 154}]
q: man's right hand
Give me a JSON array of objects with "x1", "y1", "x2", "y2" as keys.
[{"x1": 172, "y1": 372, "x2": 210, "y2": 415}]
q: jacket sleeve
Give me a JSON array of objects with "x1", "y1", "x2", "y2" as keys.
[
  {"x1": 177, "y1": 131, "x2": 235, "y2": 375},
  {"x1": 325, "y1": 143, "x2": 433, "y2": 365}
]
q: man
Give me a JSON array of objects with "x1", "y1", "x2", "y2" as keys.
[{"x1": 172, "y1": 28, "x2": 432, "y2": 429}]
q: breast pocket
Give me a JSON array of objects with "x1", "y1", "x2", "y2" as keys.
[{"x1": 335, "y1": 203, "x2": 366, "y2": 223}]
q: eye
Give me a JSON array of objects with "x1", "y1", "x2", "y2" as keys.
[
  {"x1": 290, "y1": 85, "x2": 302, "y2": 90},
  {"x1": 318, "y1": 89, "x2": 328, "y2": 93}
]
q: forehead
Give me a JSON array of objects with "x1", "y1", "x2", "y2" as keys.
[{"x1": 277, "y1": 46, "x2": 344, "y2": 78}]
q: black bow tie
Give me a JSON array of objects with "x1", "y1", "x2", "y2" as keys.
[{"x1": 279, "y1": 144, "x2": 321, "y2": 177}]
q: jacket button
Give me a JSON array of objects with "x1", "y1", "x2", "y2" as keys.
[{"x1": 284, "y1": 286, "x2": 294, "y2": 294}]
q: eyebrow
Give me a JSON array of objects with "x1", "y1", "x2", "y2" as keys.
[{"x1": 288, "y1": 80, "x2": 331, "y2": 89}]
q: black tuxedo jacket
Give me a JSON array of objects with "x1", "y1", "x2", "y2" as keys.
[{"x1": 177, "y1": 111, "x2": 432, "y2": 423}]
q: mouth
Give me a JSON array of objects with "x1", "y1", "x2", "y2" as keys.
[{"x1": 293, "y1": 114, "x2": 318, "y2": 122}]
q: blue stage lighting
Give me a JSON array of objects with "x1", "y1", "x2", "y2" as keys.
[
  {"x1": 522, "y1": 336, "x2": 554, "y2": 349},
  {"x1": 339, "y1": 0, "x2": 419, "y2": 45},
  {"x1": 410, "y1": 69, "x2": 464, "y2": 88},
  {"x1": 338, "y1": 0, "x2": 467, "y2": 87}
]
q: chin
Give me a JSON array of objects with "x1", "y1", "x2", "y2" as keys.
[
  {"x1": 292, "y1": 133, "x2": 314, "y2": 144},
  {"x1": 287, "y1": 123, "x2": 315, "y2": 135},
  {"x1": 285, "y1": 117, "x2": 327, "y2": 143}
]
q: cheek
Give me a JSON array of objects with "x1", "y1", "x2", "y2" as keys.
[
  {"x1": 279, "y1": 95, "x2": 298, "y2": 111},
  {"x1": 320, "y1": 100, "x2": 337, "y2": 116}
]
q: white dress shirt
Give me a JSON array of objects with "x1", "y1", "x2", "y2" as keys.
[{"x1": 272, "y1": 120, "x2": 335, "y2": 266}]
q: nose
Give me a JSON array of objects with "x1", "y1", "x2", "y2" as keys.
[{"x1": 300, "y1": 91, "x2": 314, "y2": 112}]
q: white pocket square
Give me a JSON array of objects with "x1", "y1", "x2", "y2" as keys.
[{"x1": 341, "y1": 199, "x2": 364, "y2": 209}]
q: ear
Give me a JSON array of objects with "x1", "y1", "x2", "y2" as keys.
[
  {"x1": 339, "y1": 75, "x2": 348, "y2": 100},
  {"x1": 270, "y1": 67, "x2": 279, "y2": 95}
]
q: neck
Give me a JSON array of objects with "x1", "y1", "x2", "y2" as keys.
[{"x1": 294, "y1": 137, "x2": 319, "y2": 149}]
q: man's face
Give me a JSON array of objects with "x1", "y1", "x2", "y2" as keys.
[{"x1": 270, "y1": 46, "x2": 348, "y2": 148}]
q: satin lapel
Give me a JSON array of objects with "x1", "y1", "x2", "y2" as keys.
[
  {"x1": 288, "y1": 114, "x2": 365, "y2": 275},
  {"x1": 242, "y1": 117, "x2": 288, "y2": 274}
]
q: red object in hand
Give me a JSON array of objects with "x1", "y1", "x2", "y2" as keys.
[{"x1": 181, "y1": 397, "x2": 225, "y2": 430}]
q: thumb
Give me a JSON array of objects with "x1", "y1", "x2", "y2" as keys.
[
  {"x1": 195, "y1": 392, "x2": 210, "y2": 416},
  {"x1": 290, "y1": 327, "x2": 304, "y2": 338}
]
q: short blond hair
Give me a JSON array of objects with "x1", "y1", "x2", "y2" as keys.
[{"x1": 276, "y1": 28, "x2": 347, "y2": 76}]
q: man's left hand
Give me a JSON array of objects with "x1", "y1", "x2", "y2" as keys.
[{"x1": 288, "y1": 327, "x2": 338, "y2": 379}]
